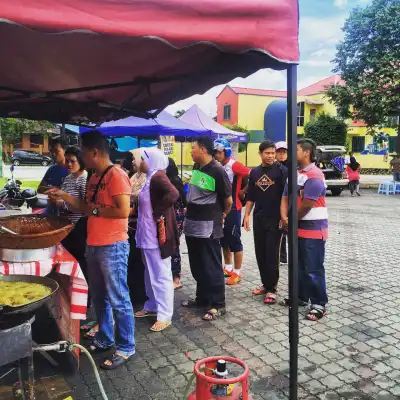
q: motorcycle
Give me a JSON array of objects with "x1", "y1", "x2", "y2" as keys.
[{"x1": 0, "y1": 165, "x2": 44, "y2": 209}]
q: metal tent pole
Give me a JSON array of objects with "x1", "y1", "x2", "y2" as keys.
[
  {"x1": 181, "y1": 141, "x2": 184, "y2": 179},
  {"x1": 287, "y1": 64, "x2": 299, "y2": 400}
]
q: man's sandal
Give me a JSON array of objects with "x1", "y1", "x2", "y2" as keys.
[
  {"x1": 264, "y1": 292, "x2": 277, "y2": 305},
  {"x1": 150, "y1": 321, "x2": 171, "y2": 332},
  {"x1": 306, "y1": 308, "x2": 326, "y2": 321},
  {"x1": 252, "y1": 285, "x2": 266, "y2": 296},
  {"x1": 101, "y1": 352, "x2": 132, "y2": 370},
  {"x1": 202, "y1": 308, "x2": 226, "y2": 321}
]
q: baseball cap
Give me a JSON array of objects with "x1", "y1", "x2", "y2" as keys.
[{"x1": 275, "y1": 141, "x2": 288, "y2": 150}]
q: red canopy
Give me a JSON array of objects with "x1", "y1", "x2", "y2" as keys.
[{"x1": 0, "y1": 0, "x2": 299, "y2": 123}]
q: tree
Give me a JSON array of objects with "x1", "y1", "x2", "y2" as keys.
[
  {"x1": 304, "y1": 113, "x2": 348, "y2": 146},
  {"x1": 174, "y1": 109, "x2": 186, "y2": 118},
  {"x1": 223, "y1": 123, "x2": 250, "y2": 152},
  {"x1": 0, "y1": 118, "x2": 54, "y2": 145},
  {"x1": 326, "y1": 0, "x2": 400, "y2": 150}
]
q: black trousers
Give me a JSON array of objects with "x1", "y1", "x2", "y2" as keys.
[
  {"x1": 185, "y1": 236, "x2": 225, "y2": 309},
  {"x1": 253, "y1": 219, "x2": 281, "y2": 292},
  {"x1": 61, "y1": 219, "x2": 90, "y2": 306},
  {"x1": 127, "y1": 230, "x2": 148, "y2": 306},
  {"x1": 280, "y1": 232, "x2": 287, "y2": 263}
]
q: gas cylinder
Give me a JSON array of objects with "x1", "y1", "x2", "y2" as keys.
[{"x1": 186, "y1": 356, "x2": 253, "y2": 400}]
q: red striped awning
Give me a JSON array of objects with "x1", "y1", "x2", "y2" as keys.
[{"x1": 0, "y1": 0, "x2": 299, "y2": 123}]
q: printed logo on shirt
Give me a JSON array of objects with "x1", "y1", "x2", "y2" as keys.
[{"x1": 256, "y1": 174, "x2": 275, "y2": 192}]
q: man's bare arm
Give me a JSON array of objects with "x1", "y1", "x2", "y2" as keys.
[
  {"x1": 298, "y1": 198, "x2": 317, "y2": 220},
  {"x1": 223, "y1": 196, "x2": 233, "y2": 216}
]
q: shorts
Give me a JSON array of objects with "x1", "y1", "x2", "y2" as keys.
[{"x1": 220, "y1": 209, "x2": 243, "y2": 253}]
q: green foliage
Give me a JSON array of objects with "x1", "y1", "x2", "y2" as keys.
[
  {"x1": 326, "y1": 0, "x2": 400, "y2": 145},
  {"x1": 223, "y1": 124, "x2": 249, "y2": 152},
  {"x1": 0, "y1": 118, "x2": 54, "y2": 144},
  {"x1": 174, "y1": 109, "x2": 186, "y2": 118},
  {"x1": 223, "y1": 123, "x2": 249, "y2": 133},
  {"x1": 304, "y1": 113, "x2": 348, "y2": 146}
]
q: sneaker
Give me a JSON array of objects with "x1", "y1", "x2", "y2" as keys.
[
  {"x1": 351, "y1": 194, "x2": 355, "y2": 197},
  {"x1": 356, "y1": 192, "x2": 361, "y2": 196},
  {"x1": 224, "y1": 268, "x2": 233, "y2": 277},
  {"x1": 252, "y1": 285, "x2": 266, "y2": 295},
  {"x1": 226, "y1": 272, "x2": 241, "y2": 285}
]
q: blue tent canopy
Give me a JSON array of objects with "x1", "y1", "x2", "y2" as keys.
[{"x1": 79, "y1": 110, "x2": 212, "y2": 138}]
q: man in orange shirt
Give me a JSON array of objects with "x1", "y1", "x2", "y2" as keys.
[{"x1": 47, "y1": 130, "x2": 135, "y2": 370}]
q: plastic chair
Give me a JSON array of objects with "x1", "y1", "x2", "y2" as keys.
[
  {"x1": 394, "y1": 181, "x2": 400, "y2": 194},
  {"x1": 378, "y1": 181, "x2": 395, "y2": 195}
]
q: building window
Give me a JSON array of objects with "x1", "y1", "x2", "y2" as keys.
[
  {"x1": 389, "y1": 136, "x2": 397, "y2": 153},
  {"x1": 223, "y1": 105, "x2": 231, "y2": 121},
  {"x1": 297, "y1": 102, "x2": 305, "y2": 127},
  {"x1": 352, "y1": 136, "x2": 365, "y2": 153},
  {"x1": 30, "y1": 134, "x2": 44, "y2": 145},
  {"x1": 310, "y1": 109, "x2": 316, "y2": 122}
]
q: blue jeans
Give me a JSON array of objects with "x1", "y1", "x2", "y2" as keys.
[
  {"x1": 393, "y1": 172, "x2": 400, "y2": 182},
  {"x1": 298, "y1": 238, "x2": 328, "y2": 309},
  {"x1": 86, "y1": 241, "x2": 135, "y2": 357}
]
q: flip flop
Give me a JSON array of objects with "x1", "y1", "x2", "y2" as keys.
[
  {"x1": 83, "y1": 326, "x2": 99, "y2": 339},
  {"x1": 150, "y1": 321, "x2": 171, "y2": 332},
  {"x1": 134, "y1": 310, "x2": 157, "y2": 318},
  {"x1": 101, "y1": 352, "x2": 132, "y2": 370},
  {"x1": 80, "y1": 320, "x2": 97, "y2": 331},
  {"x1": 174, "y1": 283, "x2": 183, "y2": 290}
]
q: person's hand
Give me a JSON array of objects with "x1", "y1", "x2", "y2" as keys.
[
  {"x1": 243, "y1": 215, "x2": 250, "y2": 232},
  {"x1": 45, "y1": 188, "x2": 65, "y2": 201},
  {"x1": 281, "y1": 217, "x2": 289, "y2": 231}
]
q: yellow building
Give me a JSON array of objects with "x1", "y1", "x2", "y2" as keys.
[{"x1": 216, "y1": 75, "x2": 398, "y2": 169}]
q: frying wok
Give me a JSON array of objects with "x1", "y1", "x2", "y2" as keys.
[{"x1": 0, "y1": 274, "x2": 59, "y2": 316}]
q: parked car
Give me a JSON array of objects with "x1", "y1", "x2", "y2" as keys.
[
  {"x1": 11, "y1": 149, "x2": 52, "y2": 166},
  {"x1": 316, "y1": 146, "x2": 349, "y2": 196}
]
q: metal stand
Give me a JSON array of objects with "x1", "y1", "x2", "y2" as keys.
[{"x1": 287, "y1": 64, "x2": 299, "y2": 400}]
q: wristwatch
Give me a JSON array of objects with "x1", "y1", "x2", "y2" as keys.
[{"x1": 92, "y1": 207, "x2": 100, "y2": 217}]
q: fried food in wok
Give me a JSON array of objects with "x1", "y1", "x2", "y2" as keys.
[{"x1": 0, "y1": 281, "x2": 52, "y2": 307}]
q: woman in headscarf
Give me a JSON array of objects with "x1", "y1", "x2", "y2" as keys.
[
  {"x1": 134, "y1": 148, "x2": 179, "y2": 332},
  {"x1": 346, "y1": 156, "x2": 361, "y2": 197},
  {"x1": 166, "y1": 158, "x2": 187, "y2": 290},
  {"x1": 127, "y1": 148, "x2": 148, "y2": 305}
]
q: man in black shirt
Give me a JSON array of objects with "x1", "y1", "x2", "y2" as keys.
[
  {"x1": 243, "y1": 140, "x2": 287, "y2": 304},
  {"x1": 183, "y1": 136, "x2": 232, "y2": 321}
]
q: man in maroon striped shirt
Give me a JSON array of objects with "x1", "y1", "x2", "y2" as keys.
[{"x1": 281, "y1": 138, "x2": 328, "y2": 321}]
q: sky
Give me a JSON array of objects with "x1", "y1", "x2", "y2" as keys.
[{"x1": 166, "y1": 0, "x2": 371, "y2": 117}]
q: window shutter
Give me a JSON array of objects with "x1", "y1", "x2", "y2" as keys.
[{"x1": 351, "y1": 136, "x2": 365, "y2": 153}]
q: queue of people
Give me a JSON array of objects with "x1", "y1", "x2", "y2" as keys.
[{"x1": 43, "y1": 130, "x2": 328, "y2": 370}]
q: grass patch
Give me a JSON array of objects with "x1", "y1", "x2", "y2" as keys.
[{"x1": 0, "y1": 178, "x2": 40, "y2": 189}]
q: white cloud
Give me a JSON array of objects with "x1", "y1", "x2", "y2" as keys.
[
  {"x1": 334, "y1": 0, "x2": 348, "y2": 9},
  {"x1": 167, "y1": 14, "x2": 348, "y2": 117},
  {"x1": 301, "y1": 60, "x2": 334, "y2": 67}
]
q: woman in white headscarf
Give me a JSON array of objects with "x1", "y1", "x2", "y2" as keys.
[{"x1": 134, "y1": 148, "x2": 179, "y2": 332}]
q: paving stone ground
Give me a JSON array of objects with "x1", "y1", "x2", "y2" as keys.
[{"x1": 67, "y1": 190, "x2": 400, "y2": 399}]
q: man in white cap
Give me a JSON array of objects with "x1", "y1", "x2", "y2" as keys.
[
  {"x1": 275, "y1": 141, "x2": 288, "y2": 265},
  {"x1": 275, "y1": 141, "x2": 288, "y2": 167}
]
